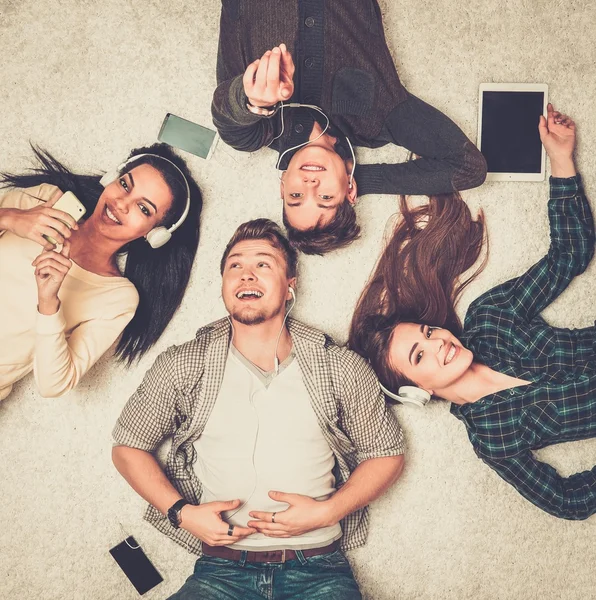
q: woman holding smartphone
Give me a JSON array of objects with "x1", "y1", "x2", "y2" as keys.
[
  {"x1": 0, "y1": 144, "x2": 202, "y2": 400},
  {"x1": 349, "y1": 106, "x2": 596, "y2": 519}
]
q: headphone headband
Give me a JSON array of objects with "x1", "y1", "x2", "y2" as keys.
[
  {"x1": 379, "y1": 383, "x2": 431, "y2": 407},
  {"x1": 100, "y1": 153, "x2": 191, "y2": 249}
]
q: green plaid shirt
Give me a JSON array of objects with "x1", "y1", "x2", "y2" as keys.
[{"x1": 451, "y1": 175, "x2": 596, "y2": 520}]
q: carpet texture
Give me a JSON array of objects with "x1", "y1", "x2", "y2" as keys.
[{"x1": 1, "y1": 0, "x2": 595, "y2": 599}]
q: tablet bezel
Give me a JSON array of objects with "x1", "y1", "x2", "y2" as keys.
[{"x1": 478, "y1": 83, "x2": 548, "y2": 182}]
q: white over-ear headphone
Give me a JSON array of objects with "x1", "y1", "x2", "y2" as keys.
[
  {"x1": 377, "y1": 324, "x2": 442, "y2": 407},
  {"x1": 379, "y1": 383, "x2": 431, "y2": 408},
  {"x1": 99, "y1": 153, "x2": 191, "y2": 249}
]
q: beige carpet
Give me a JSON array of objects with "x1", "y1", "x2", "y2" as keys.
[{"x1": 1, "y1": 0, "x2": 596, "y2": 598}]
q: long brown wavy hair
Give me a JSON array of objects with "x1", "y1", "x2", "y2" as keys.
[{"x1": 348, "y1": 192, "x2": 487, "y2": 395}]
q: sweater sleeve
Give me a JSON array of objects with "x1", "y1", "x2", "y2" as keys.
[
  {"x1": 356, "y1": 93, "x2": 487, "y2": 195},
  {"x1": 0, "y1": 184, "x2": 58, "y2": 236},
  {"x1": 33, "y1": 286, "x2": 138, "y2": 398},
  {"x1": 211, "y1": 75, "x2": 276, "y2": 152}
]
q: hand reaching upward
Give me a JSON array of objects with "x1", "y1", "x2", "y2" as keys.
[
  {"x1": 243, "y1": 44, "x2": 295, "y2": 108},
  {"x1": 538, "y1": 103, "x2": 576, "y2": 178}
]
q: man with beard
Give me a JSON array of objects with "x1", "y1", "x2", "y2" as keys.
[
  {"x1": 112, "y1": 219, "x2": 405, "y2": 599},
  {"x1": 212, "y1": 1, "x2": 487, "y2": 254}
]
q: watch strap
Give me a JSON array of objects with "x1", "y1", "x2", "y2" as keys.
[
  {"x1": 246, "y1": 101, "x2": 277, "y2": 117},
  {"x1": 167, "y1": 499, "x2": 190, "y2": 529}
]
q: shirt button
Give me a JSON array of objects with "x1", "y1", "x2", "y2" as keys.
[
  {"x1": 509, "y1": 390, "x2": 515, "y2": 395},
  {"x1": 304, "y1": 57, "x2": 315, "y2": 68},
  {"x1": 294, "y1": 124, "x2": 304, "y2": 133},
  {"x1": 305, "y1": 16, "x2": 315, "y2": 27}
]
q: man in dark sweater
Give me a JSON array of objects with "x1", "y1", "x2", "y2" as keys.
[{"x1": 212, "y1": 0, "x2": 487, "y2": 254}]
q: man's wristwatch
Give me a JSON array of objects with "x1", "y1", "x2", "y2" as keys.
[
  {"x1": 246, "y1": 101, "x2": 277, "y2": 117},
  {"x1": 167, "y1": 499, "x2": 190, "y2": 529}
]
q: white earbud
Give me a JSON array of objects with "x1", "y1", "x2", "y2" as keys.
[
  {"x1": 100, "y1": 153, "x2": 191, "y2": 249},
  {"x1": 379, "y1": 383, "x2": 431, "y2": 408},
  {"x1": 273, "y1": 286, "x2": 297, "y2": 376}
]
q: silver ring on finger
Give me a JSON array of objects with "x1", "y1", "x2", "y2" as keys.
[
  {"x1": 227, "y1": 524, "x2": 235, "y2": 536},
  {"x1": 271, "y1": 512, "x2": 276, "y2": 524}
]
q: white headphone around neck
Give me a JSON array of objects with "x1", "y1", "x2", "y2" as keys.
[
  {"x1": 379, "y1": 384, "x2": 431, "y2": 408},
  {"x1": 99, "y1": 153, "x2": 191, "y2": 249},
  {"x1": 273, "y1": 102, "x2": 356, "y2": 188}
]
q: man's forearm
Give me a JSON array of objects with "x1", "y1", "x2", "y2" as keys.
[
  {"x1": 325, "y1": 455, "x2": 405, "y2": 524},
  {"x1": 112, "y1": 445, "x2": 183, "y2": 515},
  {"x1": 212, "y1": 76, "x2": 273, "y2": 152}
]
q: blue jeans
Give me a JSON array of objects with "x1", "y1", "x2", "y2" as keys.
[{"x1": 167, "y1": 549, "x2": 363, "y2": 600}]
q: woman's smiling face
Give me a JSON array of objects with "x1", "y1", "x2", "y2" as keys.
[
  {"x1": 388, "y1": 323, "x2": 474, "y2": 393},
  {"x1": 93, "y1": 163, "x2": 174, "y2": 245}
]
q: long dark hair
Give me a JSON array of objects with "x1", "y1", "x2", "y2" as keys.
[
  {"x1": 348, "y1": 192, "x2": 486, "y2": 394},
  {"x1": 1, "y1": 143, "x2": 202, "y2": 364}
]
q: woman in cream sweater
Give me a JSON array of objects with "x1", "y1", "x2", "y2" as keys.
[{"x1": 0, "y1": 144, "x2": 202, "y2": 400}]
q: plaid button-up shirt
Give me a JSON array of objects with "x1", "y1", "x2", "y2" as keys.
[
  {"x1": 451, "y1": 175, "x2": 596, "y2": 519},
  {"x1": 113, "y1": 317, "x2": 404, "y2": 554}
]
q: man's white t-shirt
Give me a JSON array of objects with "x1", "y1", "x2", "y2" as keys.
[{"x1": 193, "y1": 346, "x2": 343, "y2": 550}]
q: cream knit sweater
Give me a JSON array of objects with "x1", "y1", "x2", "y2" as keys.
[{"x1": 0, "y1": 184, "x2": 139, "y2": 400}]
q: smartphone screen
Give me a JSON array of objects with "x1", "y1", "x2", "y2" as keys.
[
  {"x1": 109, "y1": 536, "x2": 163, "y2": 595},
  {"x1": 158, "y1": 113, "x2": 218, "y2": 159}
]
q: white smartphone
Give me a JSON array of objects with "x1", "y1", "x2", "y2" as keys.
[
  {"x1": 43, "y1": 190, "x2": 87, "y2": 246},
  {"x1": 158, "y1": 113, "x2": 219, "y2": 160}
]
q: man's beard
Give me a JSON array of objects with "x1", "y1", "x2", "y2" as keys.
[
  {"x1": 230, "y1": 304, "x2": 284, "y2": 326},
  {"x1": 231, "y1": 308, "x2": 267, "y2": 326}
]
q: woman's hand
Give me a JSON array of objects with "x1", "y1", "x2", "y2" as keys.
[
  {"x1": 4, "y1": 188, "x2": 79, "y2": 250},
  {"x1": 538, "y1": 104, "x2": 577, "y2": 178},
  {"x1": 33, "y1": 240, "x2": 73, "y2": 315},
  {"x1": 243, "y1": 43, "x2": 295, "y2": 108}
]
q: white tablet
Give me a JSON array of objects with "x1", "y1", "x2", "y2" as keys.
[{"x1": 477, "y1": 83, "x2": 548, "y2": 182}]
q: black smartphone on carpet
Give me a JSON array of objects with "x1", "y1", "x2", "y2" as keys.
[{"x1": 109, "y1": 536, "x2": 163, "y2": 595}]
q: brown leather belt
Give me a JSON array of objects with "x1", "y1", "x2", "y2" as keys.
[{"x1": 202, "y1": 540, "x2": 339, "y2": 564}]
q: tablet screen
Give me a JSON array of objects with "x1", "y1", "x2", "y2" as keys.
[{"x1": 480, "y1": 91, "x2": 544, "y2": 174}]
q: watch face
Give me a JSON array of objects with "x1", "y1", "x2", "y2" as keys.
[
  {"x1": 168, "y1": 500, "x2": 188, "y2": 529},
  {"x1": 168, "y1": 507, "x2": 180, "y2": 528}
]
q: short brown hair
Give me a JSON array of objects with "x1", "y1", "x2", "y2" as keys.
[
  {"x1": 282, "y1": 197, "x2": 361, "y2": 255},
  {"x1": 220, "y1": 218, "x2": 298, "y2": 278}
]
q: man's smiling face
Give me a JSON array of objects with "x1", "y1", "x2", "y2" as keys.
[
  {"x1": 222, "y1": 239, "x2": 295, "y2": 326},
  {"x1": 281, "y1": 144, "x2": 356, "y2": 231}
]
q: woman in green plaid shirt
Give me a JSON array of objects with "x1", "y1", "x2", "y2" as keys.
[{"x1": 350, "y1": 105, "x2": 596, "y2": 520}]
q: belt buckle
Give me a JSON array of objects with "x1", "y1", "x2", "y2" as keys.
[{"x1": 280, "y1": 548, "x2": 286, "y2": 563}]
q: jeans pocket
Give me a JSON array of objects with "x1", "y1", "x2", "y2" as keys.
[{"x1": 307, "y1": 550, "x2": 350, "y2": 570}]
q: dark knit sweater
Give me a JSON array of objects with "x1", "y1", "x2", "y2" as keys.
[{"x1": 212, "y1": 0, "x2": 485, "y2": 195}]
